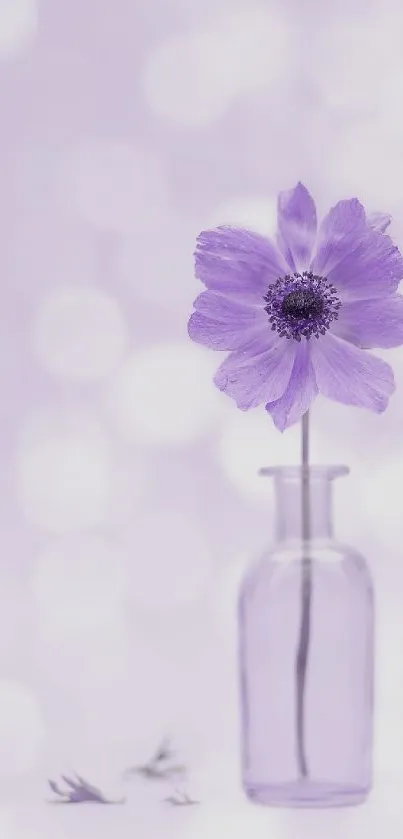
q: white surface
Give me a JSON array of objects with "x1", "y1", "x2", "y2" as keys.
[
  {"x1": 143, "y1": 8, "x2": 291, "y2": 126},
  {"x1": 16, "y1": 424, "x2": 110, "y2": 531}
]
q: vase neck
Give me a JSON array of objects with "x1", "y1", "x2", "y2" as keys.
[{"x1": 260, "y1": 465, "x2": 349, "y2": 544}]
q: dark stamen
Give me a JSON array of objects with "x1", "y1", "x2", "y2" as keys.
[
  {"x1": 281, "y1": 289, "x2": 324, "y2": 321},
  {"x1": 263, "y1": 271, "x2": 341, "y2": 342}
]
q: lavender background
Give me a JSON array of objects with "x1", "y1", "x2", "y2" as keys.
[{"x1": 0, "y1": 0, "x2": 403, "y2": 835}]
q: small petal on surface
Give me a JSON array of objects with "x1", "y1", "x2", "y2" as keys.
[
  {"x1": 188, "y1": 292, "x2": 267, "y2": 351},
  {"x1": 195, "y1": 226, "x2": 289, "y2": 303},
  {"x1": 277, "y1": 182, "x2": 317, "y2": 272},
  {"x1": 330, "y1": 294, "x2": 403, "y2": 349},
  {"x1": 214, "y1": 333, "x2": 297, "y2": 411},
  {"x1": 312, "y1": 199, "x2": 403, "y2": 299},
  {"x1": 265, "y1": 341, "x2": 318, "y2": 431},
  {"x1": 367, "y1": 211, "x2": 392, "y2": 234},
  {"x1": 311, "y1": 331, "x2": 395, "y2": 413}
]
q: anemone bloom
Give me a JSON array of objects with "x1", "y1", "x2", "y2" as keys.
[{"x1": 188, "y1": 184, "x2": 403, "y2": 431}]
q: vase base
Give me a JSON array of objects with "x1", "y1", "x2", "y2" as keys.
[{"x1": 244, "y1": 780, "x2": 369, "y2": 809}]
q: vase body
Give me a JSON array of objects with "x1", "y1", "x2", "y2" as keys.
[{"x1": 239, "y1": 466, "x2": 374, "y2": 808}]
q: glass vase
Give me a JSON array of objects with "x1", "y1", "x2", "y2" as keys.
[{"x1": 239, "y1": 465, "x2": 374, "y2": 808}]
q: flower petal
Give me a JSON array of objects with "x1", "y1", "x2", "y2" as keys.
[
  {"x1": 367, "y1": 211, "x2": 391, "y2": 234},
  {"x1": 193, "y1": 290, "x2": 263, "y2": 317},
  {"x1": 311, "y1": 198, "x2": 366, "y2": 276},
  {"x1": 312, "y1": 199, "x2": 403, "y2": 299},
  {"x1": 188, "y1": 292, "x2": 267, "y2": 351},
  {"x1": 214, "y1": 333, "x2": 297, "y2": 411},
  {"x1": 195, "y1": 226, "x2": 289, "y2": 303},
  {"x1": 277, "y1": 182, "x2": 317, "y2": 272},
  {"x1": 310, "y1": 331, "x2": 395, "y2": 413},
  {"x1": 265, "y1": 342, "x2": 318, "y2": 431},
  {"x1": 330, "y1": 294, "x2": 403, "y2": 349},
  {"x1": 327, "y1": 229, "x2": 403, "y2": 300}
]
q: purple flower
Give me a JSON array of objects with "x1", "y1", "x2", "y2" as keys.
[{"x1": 188, "y1": 184, "x2": 403, "y2": 431}]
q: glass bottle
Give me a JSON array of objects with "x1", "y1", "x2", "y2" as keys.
[{"x1": 239, "y1": 465, "x2": 374, "y2": 808}]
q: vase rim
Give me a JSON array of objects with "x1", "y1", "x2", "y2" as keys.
[{"x1": 258, "y1": 465, "x2": 350, "y2": 480}]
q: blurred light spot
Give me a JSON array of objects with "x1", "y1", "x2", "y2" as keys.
[
  {"x1": 32, "y1": 620, "x2": 131, "y2": 700},
  {"x1": 375, "y1": 706, "x2": 403, "y2": 791},
  {"x1": 123, "y1": 512, "x2": 214, "y2": 613},
  {"x1": 59, "y1": 140, "x2": 167, "y2": 232},
  {"x1": 32, "y1": 535, "x2": 127, "y2": 631},
  {"x1": 211, "y1": 552, "x2": 251, "y2": 642},
  {"x1": 207, "y1": 195, "x2": 277, "y2": 237},
  {"x1": 118, "y1": 222, "x2": 199, "y2": 311},
  {"x1": 107, "y1": 343, "x2": 227, "y2": 445},
  {"x1": 16, "y1": 412, "x2": 110, "y2": 532},
  {"x1": 353, "y1": 458, "x2": 403, "y2": 554},
  {"x1": 375, "y1": 608, "x2": 403, "y2": 761},
  {"x1": 31, "y1": 623, "x2": 185, "y2": 749},
  {"x1": 105, "y1": 453, "x2": 146, "y2": 528},
  {"x1": 225, "y1": 7, "x2": 290, "y2": 92},
  {"x1": 309, "y1": 396, "x2": 401, "y2": 547},
  {"x1": 0, "y1": 682, "x2": 45, "y2": 777},
  {"x1": 0, "y1": 574, "x2": 28, "y2": 660},
  {"x1": 9, "y1": 210, "x2": 97, "y2": 303},
  {"x1": 141, "y1": 0, "x2": 240, "y2": 24},
  {"x1": 312, "y1": 397, "x2": 390, "y2": 470},
  {"x1": 217, "y1": 409, "x2": 300, "y2": 505},
  {"x1": 143, "y1": 31, "x2": 236, "y2": 126},
  {"x1": 315, "y1": 14, "x2": 402, "y2": 114},
  {"x1": 143, "y1": 8, "x2": 291, "y2": 126},
  {"x1": 376, "y1": 68, "x2": 403, "y2": 138},
  {"x1": 0, "y1": 0, "x2": 37, "y2": 58},
  {"x1": 316, "y1": 33, "x2": 376, "y2": 113},
  {"x1": 32, "y1": 287, "x2": 129, "y2": 382},
  {"x1": 324, "y1": 122, "x2": 403, "y2": 207}
]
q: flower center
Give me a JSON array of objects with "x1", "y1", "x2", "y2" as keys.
[
  {"x1": 263, "y1": 271, "x2": 342, "y2": 342},
  {"x1": 281, "y1": 289, "x2": 324, "y2": 320}
]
